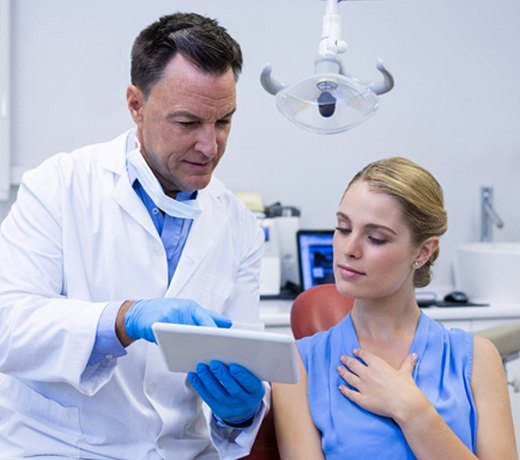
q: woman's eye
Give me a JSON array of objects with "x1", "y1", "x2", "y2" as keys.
[
  {"x1": 335, "y1": 226, "x2": 351, "y2": 235},
  {"x1": 368, "y1": 236, "x2": 387, "y2": 245}
]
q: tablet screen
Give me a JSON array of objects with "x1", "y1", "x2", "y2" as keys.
[{"x1": 152, "y1": 323, "x2": 299, "y2": 384}]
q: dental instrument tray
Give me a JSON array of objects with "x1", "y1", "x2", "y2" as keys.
[{"x1": 152, "y1": 323, "x2": 299, "y2": 384}]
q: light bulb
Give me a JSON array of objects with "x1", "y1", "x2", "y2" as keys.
[
  {"x1": 317, "y1": 91, "x2": 336, "y2": 118},
  {"x1": 317, "y1": 80, "x2": 338, "y2": 118}
]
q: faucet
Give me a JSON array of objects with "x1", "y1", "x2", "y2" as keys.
[{"x1": 480, "y1": 186, "x2": 504, "y2": 242}]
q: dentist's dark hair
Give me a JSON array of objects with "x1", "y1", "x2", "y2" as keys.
[
  {"x1": 131, "y1": 12, "x2": 243, "y2": 98},
  {"x1": 345, "y1": 156, "x2": 448, "y2": 288}
]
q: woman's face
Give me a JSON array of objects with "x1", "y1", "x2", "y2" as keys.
[{"x1": 333, "y1": 180, "x2": 421, "y2": 302}]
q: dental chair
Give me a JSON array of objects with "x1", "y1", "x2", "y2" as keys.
[
  {"x1": 245, "y1": 283, "x2": 520, "y2": 458},
  {"x1": 476, "y1": 322, "x2": 520, "y2": 364},
  {"x1": 290, "y1": 283, "x2": 355, "y2": 340},
  {"x1": 290, "y1": 284, "x2": 520, "y2": 354},
  {"x1": 288, "y1": 283, "x2": 520, "y2": 390},
  {"x1": 245, "y1": 283, "x2": 353, "y2": 459},
  {"x1": 243, "y1": 404, "x2": 280, "y2": 460},
  {"x1": 476, "y1": 322, "x2": 520, "y2": 392}
]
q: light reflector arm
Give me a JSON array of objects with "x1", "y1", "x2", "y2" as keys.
[
  {"x1": 369, "y1": 60, "x2": 395, "y2": 95},
  {"x1": 260, "y1": 0, "x2": 395, "y2": 135},
  {"x1": 319, "y1": 0, "x2": 347, "y2": 57},
  {"x1": 260, "y1": 64, "x2": 286, "y2": 96}
]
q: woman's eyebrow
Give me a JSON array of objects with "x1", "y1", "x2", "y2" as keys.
[{"x1": 336, "y1": 212, "x2": 397, "y2": 235}]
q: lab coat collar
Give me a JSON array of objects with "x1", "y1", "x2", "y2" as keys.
[
  {"x1": 98, "y1": 130, "x2": 131, "y2": 174},
  {"x1": 99, "y1": 129, "x2": 231, "y2": 295},
  {"x1": 105, "y1": 130, "x2": 161, "y2": 240}
]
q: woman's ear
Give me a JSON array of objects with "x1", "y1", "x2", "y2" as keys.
[{"x1": 414, "y1": 236, "x2": 439, "y2": 268}]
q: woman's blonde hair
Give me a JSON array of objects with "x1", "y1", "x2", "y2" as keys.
[{"x1": 345, "y1": 157, "x2": 448, "y2": 287}]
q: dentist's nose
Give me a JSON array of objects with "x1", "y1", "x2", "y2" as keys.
[{"x1": 195, "y1": 125, "x2": 218, "y2": 158}]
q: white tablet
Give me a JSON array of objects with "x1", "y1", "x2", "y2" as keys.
[{"x1": 152, "y1": 323, "x2": 299, "y2": 384}]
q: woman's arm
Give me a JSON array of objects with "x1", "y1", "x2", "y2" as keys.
[
  {"x1": 339, "y1": 342, "x2": 517, "y2": 460},
  {"x1": 471, "y1": 335, "x2": 517, "y2": 459},
  {"x1": 272, "y1": 352, "x2": 325, "y2": 460},
  {"x1": 403, "y1": 336, "x2": 517, "y2": 459}
]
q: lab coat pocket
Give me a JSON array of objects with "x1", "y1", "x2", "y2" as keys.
[
  {"x1": 200, "y1": 275, "x2": 235, "y2": 313},
  {"x1": 0, "y1": 376, "x2": 81, "y2": 449}
]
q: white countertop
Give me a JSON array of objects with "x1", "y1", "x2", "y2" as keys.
[{"x1": 260, "y1": 299, "x2": 520, "y2": 327}]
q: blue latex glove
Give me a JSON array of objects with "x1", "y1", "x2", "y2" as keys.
[
  {"x1": 125, "y1": 298, "x2": 232, "y2": 343},
  {"x1": 187, "y1": 360, "x2": 265, "y2": 425}
]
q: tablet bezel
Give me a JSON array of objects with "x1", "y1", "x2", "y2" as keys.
[{"x1": 152, "y1": 323, "x2": 299, "y2": 384}]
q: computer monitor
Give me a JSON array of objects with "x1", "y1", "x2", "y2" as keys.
[{"x1": 296, "y1": 229, "x2": 335, "y2": 291}]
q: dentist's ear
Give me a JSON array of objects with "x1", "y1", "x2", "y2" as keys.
[{"x1": 127, "y1": 85, "x2": 145, "y2": 124}]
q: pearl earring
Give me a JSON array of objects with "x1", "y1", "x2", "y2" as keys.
[{"x1": 414, "y1": 261, "x2": 421, "y2": 268}]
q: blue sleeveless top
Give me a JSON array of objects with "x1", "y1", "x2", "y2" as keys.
[{"x1": 297, "y1": 312, "x2": 477, "y2": 459}]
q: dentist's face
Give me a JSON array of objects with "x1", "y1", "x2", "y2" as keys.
[
  {"x1": 333, "y1": 180, "x2": 420, "y2": 302},
  {"x1": 127, "y1": 53, "x2": 236, "y2": 197}
]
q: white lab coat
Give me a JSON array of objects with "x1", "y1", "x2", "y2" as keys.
[{"x1": 0, "y1": 131, "x2": 267, "y2": 459}]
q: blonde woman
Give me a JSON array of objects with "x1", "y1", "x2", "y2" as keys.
[{"x1": 274, "y1": 157, "x2": 517, "y2": 459}]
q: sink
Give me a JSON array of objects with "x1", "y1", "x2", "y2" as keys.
[{"x1": 455, "y1": 242, "x2": 520, "y2": 307}]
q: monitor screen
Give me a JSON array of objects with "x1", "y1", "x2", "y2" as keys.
[{"x1": 296, "y1": 230, "x2": 335, "y2": 291}]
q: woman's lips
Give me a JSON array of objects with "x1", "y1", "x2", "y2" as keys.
[{"x1": 337, "y1": 264, "x2": 366, "y2": 280}]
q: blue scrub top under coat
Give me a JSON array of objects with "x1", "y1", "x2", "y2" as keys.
[{"x1": 131, "y1": 176, "x2": 194, "y2": 285}]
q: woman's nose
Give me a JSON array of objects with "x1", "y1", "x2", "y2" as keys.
[{"x1": 341, "y1": 235, "x2": 362, "y2": 259}]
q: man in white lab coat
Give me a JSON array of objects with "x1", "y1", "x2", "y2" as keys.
[{"x1": 0, "y1": 12, "x2": 268, "y2": 459}]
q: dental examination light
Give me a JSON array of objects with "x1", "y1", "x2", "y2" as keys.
[{"x1": 260, "y1": 0, "x2": 394, "y2": 135}]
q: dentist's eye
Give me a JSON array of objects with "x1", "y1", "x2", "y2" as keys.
[
  {"x1": 177, "y1": 121, "x2": 198, "y2": 128},
  {"x1": 217, "y1": 118, "x2": 232, "y2": 127}
]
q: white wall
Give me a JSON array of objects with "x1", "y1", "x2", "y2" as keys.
[
  {"x1": 0, "y1": 0, "x2": 10, "y2": 200},
  {"x1": 4, "y1": 0, "x2": 520, "y2": 289}
]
